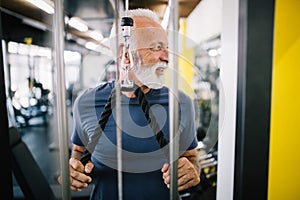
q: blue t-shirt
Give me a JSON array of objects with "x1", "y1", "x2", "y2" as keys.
[{"x1": 71, "y1": 82, "x2": 198, "y2": 200}]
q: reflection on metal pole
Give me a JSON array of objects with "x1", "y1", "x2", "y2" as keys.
[
  {"x1": 53, "y1": 0, "x2": 70, "y2": 199},
  {"x1": 168, "y1": 0, "x2": 179, "y2": 199},
  {"x1": 114, "y1": 1, "x2": 122, "y2": 200}
]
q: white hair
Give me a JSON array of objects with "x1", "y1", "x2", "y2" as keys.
[
  {"x1": 122, "y1": 8, "x2": 160, "y2": 23},
  {"x1": 109, "y1": 8, "x2": 161, "y2": 56}
]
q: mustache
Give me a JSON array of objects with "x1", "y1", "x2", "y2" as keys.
[
  {"x1": 137, "y1": 62, "x2": 168, "y2": 70},
  {"x1": 154, "y1": 62, "x2": 168, "y2": 69}
]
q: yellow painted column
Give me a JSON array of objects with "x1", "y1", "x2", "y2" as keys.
[
  {"x1": 165, "y1": 19, "x2": 195, "y2": 99},
  {"x1": 178, "y1": 18, "x2": 194, "y2": 99},
  {"x1": 268, "y1": 0, "x2": 300, "y2": 199}
]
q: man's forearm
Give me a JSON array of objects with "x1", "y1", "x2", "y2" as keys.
[{"x1": 71, "y1": 144, "x2": 85, "y2": 160}]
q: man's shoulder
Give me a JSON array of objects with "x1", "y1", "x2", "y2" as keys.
[
  {"x1": 178, "y1": 90, "x2": 192, "y2": 101},
  {"x1": 74, "y1": 82, "x2": 114, "y2": 105},
  {"x1": 81, "y1": 82, "x2": 113, "y2": 96},
  {"x1": 95, "y1": 81, "x2": 114, "y2": 94}
]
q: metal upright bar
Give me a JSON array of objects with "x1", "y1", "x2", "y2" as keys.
[
  {"x1": 168, "y1": 0, "x2": 179, "y2": 199},
  {"x1": 114, "y1": 1, "x2": 123, "y2": 200},
  {"x1": 125, "y1": 0, "x2": 129, "y2": 14},
  {"x1": 53, "y1": 0, "x2": 71, "y2": 199}
]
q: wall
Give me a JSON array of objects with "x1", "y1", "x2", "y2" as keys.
[
  {"x1": 82, "y1": 53, "x2": 112, "y2": 89},
  {"x1": 186, "y1": 0, "x2": 222, "y2": 46}
]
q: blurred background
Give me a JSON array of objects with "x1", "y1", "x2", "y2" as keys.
[
  {"x1": 3, "y1": 0, "x2": 299, "y2": 200},
  {"x1": 2, "y1": 0, "x2": 221, "y2": 199}
]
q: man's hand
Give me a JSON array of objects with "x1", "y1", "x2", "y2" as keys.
[
  {"x1": 58, "y1": 158, "x2": 93, "y2": 191},
  {"x1": 161, "y1": 149, "x2": 200, "y2": 191},
  {"x1": 57, "y1": 144, "x2": 94, "y2": 191}
]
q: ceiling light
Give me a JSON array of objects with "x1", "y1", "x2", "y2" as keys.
[
  {"x1": 89, "y1": 31, "x2": 104, "y2": 41},
  {"x1": 25, "y1": 0, "x2": 54, "y2": 14},
  {"x1": 68, "y1": 17, "x2": 88, "y2": 32},
  {"x1": 76, "y1": 38, "x2": 86, "y2": 46},
  {"x1": 85, "y1": 41, "x2": 98, "y2": 50},
  {"x1": 208, "y1": 49, "x2": 218, "y2": 57}
]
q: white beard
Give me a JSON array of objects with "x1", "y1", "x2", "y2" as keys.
[{"x1": 134, "y1": 62, "x2": 167, "y2": 89}]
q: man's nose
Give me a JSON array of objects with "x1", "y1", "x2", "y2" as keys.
[{"x1": 159, "y1": 49, "x2": 169, "y2": 63}]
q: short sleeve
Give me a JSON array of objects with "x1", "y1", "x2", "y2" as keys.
[{"x1": 178, "y1": 91, "x2": 198, "y2": 152}]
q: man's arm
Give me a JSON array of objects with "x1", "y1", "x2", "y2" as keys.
[
  {"x1": 161, "y1": 149, "x2": 201, "y2": 191},
  {"x1": 71, "y1": 144, "x2": 85, "y2": 160},
  {"x1": 58, "y1": 144, "x2": 93, "y2": 191},
  {"x1": 181, "y1": 149, "x2": 200, "y2": 175}
]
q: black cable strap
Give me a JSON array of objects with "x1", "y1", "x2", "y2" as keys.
[
  {"x1": 133, "y1": 87, "x2": 168, "y2": 149},
  {"x1": 82, "y1": 88, "x2": 116, "y2": 164},
  {"x1": 82, "y1": 85, "x2": 169, "y2": 162}
]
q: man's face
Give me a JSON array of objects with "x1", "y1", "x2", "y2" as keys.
[
  {"x1": 129, "y1": 17, "x2": 169, "y2": 88},
  {"x1": 134, "y1": 59, "x2": 168, "y2": 89}
]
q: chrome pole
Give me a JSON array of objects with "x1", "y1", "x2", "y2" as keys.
[
  {"x1": 114, "y1": 1, "x2": 122, "y2": 200},
  {"x1": 53, "y1": 0, "x2": 70, "y2": 199},
  {"x1": 168, "y1": 0, "x2": 179, "y2": 199}
]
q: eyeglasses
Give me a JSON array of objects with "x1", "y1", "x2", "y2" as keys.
[{"x1": 149, "y1": 42, "x2": 168, "y2": 52}]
